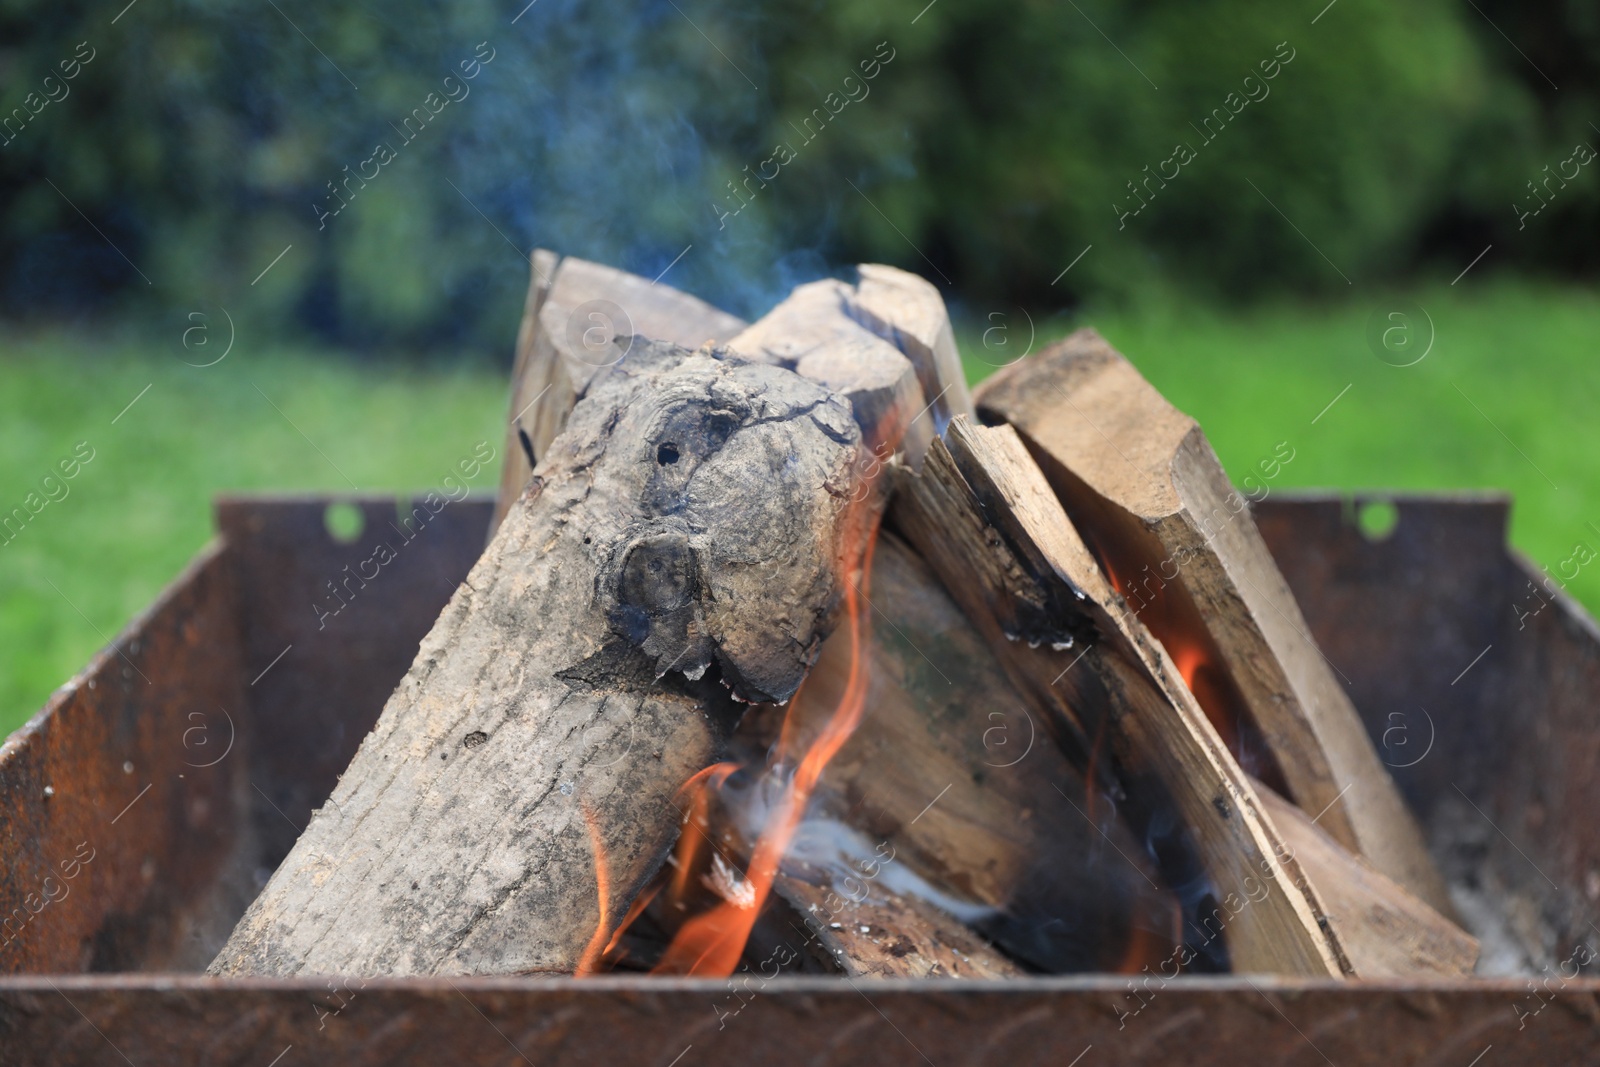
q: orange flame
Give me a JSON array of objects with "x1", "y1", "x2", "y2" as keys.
[
  {"x1": 1113, "y1": 895, "x2": 1184, "y2": 975},
  {"x1": 576, "y1": 761, "x2": 740, "y2": 976},
  {"x1": 650, "y1": 525, "x2": 882, "y2": 977},
  {"x1": 575, "y1": 799, "x2": 612, "y2": 977},
  {"x1": 1168, "y1": 641, "x2": 1241, "y2": 757},
  {"x1": 600, "y1": 882, "x2": 662, "y2": 964},
  {"x1": 587, "y1": 421, "x2": 896, "y2": 978},
  {"x1": 1084, "y1": 714, "x2": 1108, "y2": 821},
  {"x1": 666, "y1": 761, "x2": 740, "y2": 909},
  {"x1": 1099, "y1": 550, "x2": 1245, "y2": 758},
  {"x1": 1100, "y1": 546, "x2": 1287, "y2": 792}
]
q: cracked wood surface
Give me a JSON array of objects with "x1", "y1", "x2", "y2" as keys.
[
  {"x1": 211, "y1": 341, "x2": 862, "y2": 977},
  {"x1": 891, "y1": 420, "x2": 1345, "y2": 977},
  {"x1": 729, "y1": 278, "x2": 932, "y2": 468},
  {"x1": 490, "y1": 251, "x2": 748, "y2": 539},
  {"x1": 974, "y1": 331, "x2": 1453, "y2": 918}
]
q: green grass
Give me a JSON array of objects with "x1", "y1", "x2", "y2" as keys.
[
  {"x1": 0, "y1": 330, "x2": 508, "y2": 736},
  {"x1": 4, "y1": 279, "x2": 1598, "y2": 737}
]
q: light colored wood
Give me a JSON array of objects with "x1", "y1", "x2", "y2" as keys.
[
  {"x1": 846, "y1": 263, "x2": 975, "y2": 432},
  {"x1": 211, "y1": 341, "x2": 863, "y2": 977},
  {"x1": 729, "y1": 279, "x2": 932, "y2": 466},
  {"x1": 736, "y1": 531, "x2": 1178, "y2": 973},
  {"x1": 773, "y1": 875, "x2": 1025, "y2": 979},
  {"x1": 504, "y1": 248, "x2": 560, "y2": 421},
  {"x1": 891, "y1": 419, "x2": 1347, "y2": 977},
  {"x1": 1256, "y1": 781, "x2": 1478, "y2": 977},
  {"x1": 974, "y1": 330, "x2": 1455, "y2": 918},
  {"x1": 490, "y1": 251, "x2": 747, "y2": 537}
]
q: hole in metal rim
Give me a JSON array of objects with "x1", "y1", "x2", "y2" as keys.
[{"x1": 1357, "y1": 499, "x2": 1399, "y2": 542}]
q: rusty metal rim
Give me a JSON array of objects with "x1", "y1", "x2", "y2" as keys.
[
  {"x1": 1264, "y1": 489, "x2": 1513, "y2": 502},
  {"x1": 0, "y1": 537, "x2": 227, "y2": 762},
  {"x1": 5, "y1": 975, "x2": 1596, "y2": 993}
]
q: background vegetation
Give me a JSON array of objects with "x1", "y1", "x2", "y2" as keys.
[{"x1": 1, "y1": 0, "x2": 1596, "y2": 344}]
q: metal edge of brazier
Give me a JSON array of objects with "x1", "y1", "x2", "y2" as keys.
[{"x1": 3, "y1": 492, "x2": 1600, "y2": 1065}]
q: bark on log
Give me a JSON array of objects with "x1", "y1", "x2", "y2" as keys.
[
  {"x1": 211, "y1": 340, "x2": 863, "y2": 977},
  {"x1": 891, "y1": 418, "x2": 1347, "y2": 977},
  {"x1": 490, "y1": 251, "x2": 748, "y2": 537},
  {"x1": 974, "y1": 331, "x2": 1454, "y2": 917},
  {"x1": 500, "y1": 267, "x2": 936, "y2": 538},
  {"x1": 732, "y1": 531, "x2": 1178, "y2": 973}
]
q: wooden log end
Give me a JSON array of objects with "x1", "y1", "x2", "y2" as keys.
[{"x1": 849, "y1": 262, "x2": 976, "y2": 429}]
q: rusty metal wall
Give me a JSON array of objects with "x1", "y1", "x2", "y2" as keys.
[
  {"x1": 1253, "y1": 493, "x2": 1519, "y2": 820},
  {"x1": 215, "y1": 495, "x2": 495, "y2": 870},
  {"x1": 0, "y1": 495, "x2": 495, "y2": 978},
  {"x1": 4, "y1": 975, "x2": 1599, "y2": 1066},
  {"x1": 4, "y1": 492, "x2": 1600, "y2": 1066},
  {"x1": 1494, "y1": 547, "x2": 1600, "y2": 971},
  {"x1": 1256, "y1": 492, "x2": 1600, "y2": 973},
  {"x1": 0, "y1": 544, "x2": 252, "y2": 974}
]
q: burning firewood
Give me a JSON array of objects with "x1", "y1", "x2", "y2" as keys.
[
  {"x1": 212, "y1": 252, "x2": 1477, "y2": 985},
  {"x1": 489, "y1": 250, "x2": 748, "y2": 537},
  {"x1": 603, "y1": 273, "x2": 1179, "y2": 980},
  {"x1": 210, "y1": 339, "x2": 870, "y2": 977},
  {"x1": 892, "y1": 418, "x2": 1349, "y2": 976},
  {"x1": 772, "y1": 877, "x2": 1026, "y2": 979},
  {"x1": 726, "y1": 531, "x2": 1182, "y2": 976},
  {"x1": 974, "y1": 331, "x2": 1455, "y2": 917}
]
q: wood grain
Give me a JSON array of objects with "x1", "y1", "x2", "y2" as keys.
[
  {"x1": 1256, "y1": 781, "x2": 1478, "y2": 978},
  {"x1": 729, "y1": 278, "x2": 932, "y2": 466},
  {"x1": 773, "y1": 875, "x2": 1025, "y2": 979},
  {"x1": 891, "y1": 419, "x2": 1346, "y2": 976},
  {"x1": 212, "y1": 341, "x2": 863, "y2": 977},
  {"x1": 846, "y1": 263, "x2": 975, "y2": 433},
  {"x1": 975, "y1": 330, "x2": 1454, "y2": 918}
]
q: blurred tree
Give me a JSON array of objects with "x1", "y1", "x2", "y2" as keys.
[
  {"x1": 0, "y1": 0, "x2": 1592, "y2": 352},
  {"x1": 1441, "y1": 0, "x2": 1600, "y2": 278}
]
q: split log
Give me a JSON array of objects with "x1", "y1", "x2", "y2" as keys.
[
  {"x1": 773, "y1": 875, "x2": 1025, "y2": 978},
  {"x1": 729, "y1": 279, "x2": 932, "y2": 466},
  {"x1": 490, "y1": 251, "x2": 748, "y2": 537},
  {"x1": 732, "y1": 530, "x2": 1179, "y2": 973},
  {"x1": 496, "y1": 262, "x2": 925, "y2": 561},
  {"x1": 844, "y1": 263, "x2": 975, "y2": 432},
  {"x1": 892, "y1": 418, "x2": 1348, "y2": 977},
  {"x1": 1255, "y1": 781, "x2": 1478, "y2": 978},
  {"x1": 974, "y1": 331, "x2": 1454, "y2": 918},
  {"x1": 211, "y1": 340, "x2": 864, "y2": 977}
]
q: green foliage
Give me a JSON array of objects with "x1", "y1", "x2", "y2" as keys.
[
  {"x1": 0, "y1": 0, "x2": 1595, "y2": 347},
  {"x1": 773, "y1": 0, "x2": 1495, "y2": 299}
]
